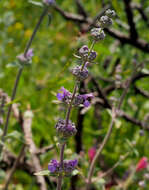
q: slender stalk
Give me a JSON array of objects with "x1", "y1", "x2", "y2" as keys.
[
  {"x1": 24, "y1": 7, "x2": 48, "y2": 56},
  {"x1": 65, "y1": 83, "x2": 78, "y2": 125},
  {"x1": 56, "y1": 83, "x2": 78, "y2": 190},
  {"x1": 57, "y1": 143, "x2": 66, "y2": 190},
  {"x1": 99, "y1": 152, "x2": 129, "y2": 179},
  {"x1": 87, "y1": 114, "x2": 116, "y2": 189},
  {"x1": 86, "y1": 64, "x2": 138, "y2": 188},
  {"x1": 56, "y1": 41, "x2": 96, "y2": 190},
  {"x1": 0, "y1": 7, "x2": 48, "y2": 156}
]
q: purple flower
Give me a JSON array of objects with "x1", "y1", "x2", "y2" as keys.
[
  {"x1": 43, "y1": 0, "x2": 55, "y2": 5},
  {"x1": 57, "y1": 87, "x2": 72, "y2": 104},
  {"x1": 48, "y1": 159, "x2": 78, "y2": 175},
  {"x1": 63, "y1": 159, "x2": 78, "y2": 173},
  {"x1": 26, "y1": 49, "x2": 34, "y2": 58},
  {"x1": 48, "y1": 159, "x2": 59, "y2": 173},
  {"x1": 17, "y1": 49, "x2": 34, "y2": 63},
  {"x1": 74, "y1": 93, "x2": 94, "y2": 107}
]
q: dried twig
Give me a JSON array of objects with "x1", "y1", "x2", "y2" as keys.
[
  {"x1": 3, "y1": 145, "x2": 26, "y2": 190},
  {"x1": 86, "y1": 63, "x2": 138, "y2": 188},
  {"x1": 22, "y1": 108, "x2": 47, "y2": 190}
]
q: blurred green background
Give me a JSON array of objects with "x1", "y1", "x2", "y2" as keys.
[{"x1": 0, "y1": 0, "x2": 149, "y2": 189}]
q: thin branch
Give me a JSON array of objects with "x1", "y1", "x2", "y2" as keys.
[
  {"x1": 87, "y1": 64, "x2": 137, "y2": 188},
  {"x1": 91, "y1": 75, "x2": 111, "y2": 108},
  {"x1": 22, "y1": 109, "x2": 47, "y2": 190},
  {"x1": 74, "y1": 0, "x2": 88, "y2": 18},
  {"x1": 3, "y1": 145, "x2": 26, "y2": 190},
  {"x1": 99, "y1": 152, "x2": 129, "y2": 179},
  {"x1": 134, "y1": 86, "x2": 149, "y2": 98},
  {"x1": 36, "y1": 145, "x2": 55, "y2": 155},
  {"x1": 54, "y1": 4, "x2": 149, "y2": 53},
  {"x1": 54, "y1": 4, "x2": 88, "y2": 23},
  {"x1": 119, "y1": 110, "x2": 149, "y2": 130},
  {"x1": 123, "y1": 0, "x2": 138, "y2": 39},
  {"x1": 131, "y1": 3, "x2": 149, "y2": 26}
]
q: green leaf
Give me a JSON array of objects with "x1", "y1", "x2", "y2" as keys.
[
  {"x1": 34, "y1": 170, "x2": 50, "y2": 176},
  {"x1": 95, "y1": 178, "x2": 106, "y2": 190},
  {"x1": 0, "y1": 128, "x2": 3, "y2": 136},
  {"x1": 72, "y1": 169, "x2": 79, "y2": 176},
  {"x1": 125, "y1": 139, "x2": 139, "y2": 157},
  {"x1": 142, "y1": 68, "x2": 149, "y2": 74},
  {"x1": 0, "y1": 169, "x2": 6, "y2": 181},
  {"x1": 28, "y1": 0, "x2": 43, "y2": 7},
  {"x1": 6, "y1": 131, "x2": 23, "y2": 142},
  {"x1": 6, "y1": 62, "x2": 18, "y2": 68}
]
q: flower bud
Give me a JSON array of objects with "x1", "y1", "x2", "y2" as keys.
[
  {"x1": 105, "y1": 9, "x2": 116, "y2": 18},
  {"x1": 136, "y1": 157, "x2": 148, "y2": 172},
  {"x1": 100, "y1": 15, "x2": 113, "y2": 28},
  {"x1": 91, "y1": 28, "x2": 105, "y2": 42},
  {"x1": 88, "y1": 50, "x2": 97, "y2": 62},
  {"x1": 79, "y1": 45, "x2": 89, "y2": 58},
  {"x1": 88, "y1": 147, "x2": 96, "y2": 162},
  {"x1": 71, "y1": 66, "x2": 89, "y2": 81}
]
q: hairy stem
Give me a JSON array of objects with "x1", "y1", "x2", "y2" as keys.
[
  {"x1": 0, "y1": 7, "x2": 48, "y2": 156},
  {"x1": 57, "y1": 143, "x2": 66, "y2": 190},
  {"x1": 56, "y1": 40, "x2": 96, "y2": 190}
]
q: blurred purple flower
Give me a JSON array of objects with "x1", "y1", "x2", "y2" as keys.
[
  {"x1": 74, "y1": 93, "x2": 94, "y2": 107},
  {"x1": 63, "y1": 159, "x2": 78, "y2": 173},
  {"x1": 17, "y1": 49, "x2": 34, "y2": 62},
  {"x1": 57, "y1": 87, "x2": 72, "y2": 104},
  {"x1": 81, "y1": 93, "x2": 94, "y2": 107},
  {"x1": 48, "y1": 159, "x2": 59, "y2": 173},
  {"x1": 48, "y1": 159, "x2": 78, "y2": 175},
  {"x1": 43, "y1": 0, "x2": 55, "y2": 5}
]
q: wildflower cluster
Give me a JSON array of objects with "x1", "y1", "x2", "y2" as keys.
[
  {"x1": 48, "y1": 159, "x2": 78, "y2": 176},
  {"x1": 57, "y1": 87, "x2": 94, "y2": 108}
]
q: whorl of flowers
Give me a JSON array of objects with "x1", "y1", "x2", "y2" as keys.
[
  {"x1": 48, "y1": 159, "x2": 78, "y2": 176},
  {"x1": 55, "y1": 119, "x2": 77, "y2": 139}
]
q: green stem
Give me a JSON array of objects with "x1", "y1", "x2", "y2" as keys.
[{"x1": 0, "y1": 7, "x2": 48, "y2": 157}]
